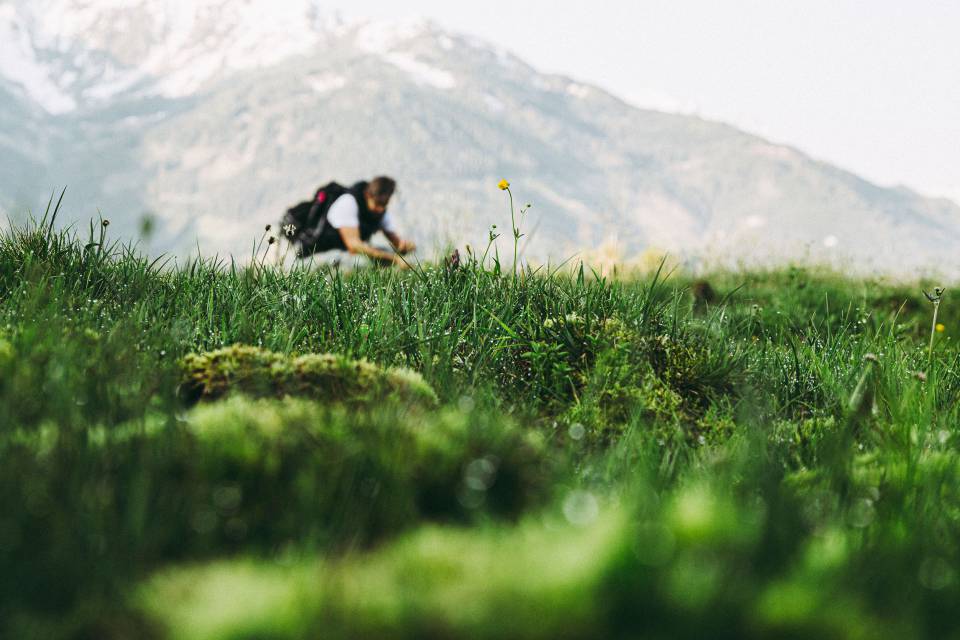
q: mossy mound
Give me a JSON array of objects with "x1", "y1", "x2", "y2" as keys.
[
  {"x1": 136, "y1": 492, "x2": 895, "y2": 640},
  {"x1": 180, "y1": 345, "x2": 438, "y2": 407},
  {"x1": 176, "y1": 396, "x2": 552, "y2": 551},
  {"x1": 0, "y1": 396, "x2": 556, "y2": 598},
  {"x1": 138, "y1": 512, "x2": 627, "y2": 640}
]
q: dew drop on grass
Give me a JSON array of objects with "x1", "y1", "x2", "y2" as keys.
[
  {"x1": 846, "y1": 499, "x2": 876, "y2": 528},
  {"x1": 464, "y1": 457, "x2": 498, "y2": 491},
  {"x1": 563, "y1": 490, "x2": 599, "y2": 527},
  {"x1": 919, "y1": 557, "x2": 956, "y2": 590},
  {"x1": 568, "y1": 422, "x2": 586, "y2": 441}
]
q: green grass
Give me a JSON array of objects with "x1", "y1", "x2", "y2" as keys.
[{"x1": 2, "y1": 212, "x2": 960, "y2": 639}]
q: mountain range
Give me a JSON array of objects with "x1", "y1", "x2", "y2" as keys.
[{"x1": 1, "y1": 0, "x2": 958, "y2": 275}]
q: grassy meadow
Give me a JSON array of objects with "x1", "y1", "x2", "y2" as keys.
[{"x1": 2, "y1": 205, "x2": 960, "y2": 639}]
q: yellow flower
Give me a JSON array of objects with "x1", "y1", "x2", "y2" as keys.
[
  {"x1": 936, "y1": 323, "x2": 946, "y2": 333},
  {"x1": 498, "y1": 179, "x2": 510, "y2": 191}
]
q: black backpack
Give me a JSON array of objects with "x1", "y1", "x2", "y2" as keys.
[{"x1": 281, "y1": 182, "x2": 350, "y2": 256}]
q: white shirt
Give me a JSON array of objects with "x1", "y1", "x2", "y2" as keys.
[{"x1": 325, "y1": 193, "x2": 397, "y2": 233}]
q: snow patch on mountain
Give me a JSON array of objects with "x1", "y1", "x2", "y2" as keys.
[
  {"x1": 348, "y1": 18, "x2": 455, "y2": 89},
  {"x1": 306, "y1": 73, "x2": 347, "y2": 95},
  {"x1": 3, "y1": 0, "x2": 325, "y2": 106},
  {"x1": 382, "y1": 52, "x2": 455, "y2": 90},
  {"x1": 566, "y1": 83, "x2": 593, "y2": 99},
  {"x1": 2, "y1": 1, "x2": 464, "y2": 109},
  {"x1": 352, "y1": 17, "x2": 431, "y2": 54}
]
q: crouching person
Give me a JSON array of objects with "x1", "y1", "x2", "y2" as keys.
[{"x1": 284, "y1": 176, "x2": 416, "y2": 268}]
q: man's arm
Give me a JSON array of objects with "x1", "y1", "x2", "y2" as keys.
[
  {"x1": 383, "y1": 230, "x2": 416, "y2": 255},
  {"x1": 338, "y1": 227, "x2": 408, "y2": 268}
]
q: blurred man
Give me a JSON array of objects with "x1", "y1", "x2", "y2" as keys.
[{"x1": 284, "y1": 176, "x2": 415, "y2": 268}]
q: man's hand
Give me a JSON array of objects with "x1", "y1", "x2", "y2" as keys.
[
  {"x1": 395, "y1": 238, "x2": 416, "y2": 255},
  {"x1": 385, "y1": 230, "x2": 416, "y2": 255},
  {"x1": 340, "y1": 227, "x2": 413, "y2": 269}
]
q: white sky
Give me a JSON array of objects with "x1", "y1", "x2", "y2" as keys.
[{"x1": 329, "y1": 0, "x2": 960, "y2": 204}]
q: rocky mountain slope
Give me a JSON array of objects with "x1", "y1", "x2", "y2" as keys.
[{"x1": 1, "y1": 0, "x2": 958, "y2": 274}]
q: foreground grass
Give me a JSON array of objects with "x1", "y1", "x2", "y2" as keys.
[{"x1": 2, "y1": 217, "x2": 960, "y2": 638}]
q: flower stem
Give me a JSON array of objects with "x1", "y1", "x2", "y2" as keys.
[
  {"x1": 929, "y1": 301, "x2": 940, "y2": 372},
  {"x1": 507, "y1": 188, "x2": 518, "y2": 278}
]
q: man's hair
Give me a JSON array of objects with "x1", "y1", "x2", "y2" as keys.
[{"x1": 366, "y1": 176, "x2": 397, "y2": 202}]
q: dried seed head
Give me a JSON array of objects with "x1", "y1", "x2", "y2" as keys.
[
  {"x1": 265, "y1": 224, "x2": 272, "y2": 232},
  {"x1": 101, "y1": 219, "x2": 110, "y2": 227},
  {"x1": 268, "y1": 236, "x2": 276, "y2": 245}
]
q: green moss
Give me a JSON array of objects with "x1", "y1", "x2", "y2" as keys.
[
  {"x1": 136, "y1": 494, "x2": 896, "y2": 640},
  {"x1": 137, "y1": 511, "x2": 627, "y2": 640},
  {"x1": 138, "y1": 559, "x2": 321, "y2": 640},
  {"x1": 180, "y1": 345, "x2": 438, "y2": 407},
  {"x1": 409, "y1": 408, "x2": 551, "y2": 520},
  {"x1": 1, "y1": 396, "x2": 556, "y2": 567},
  {"x1": 562, "y1": 319, "x2": 737, "y2": 447},
  {"x1": 157, "y1": 397, "x2": 554, "y2": 555}
]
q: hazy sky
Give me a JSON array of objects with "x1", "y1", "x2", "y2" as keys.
[{"x1": 329, "y1": 0, "x2": 960, "y2": 203}]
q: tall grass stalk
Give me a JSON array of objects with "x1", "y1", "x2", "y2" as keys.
[{"x1": 925, "y1": 287, "x2": 945, "y2": 373}]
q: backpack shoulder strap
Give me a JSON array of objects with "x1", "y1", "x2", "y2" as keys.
[
  {"x1": 307, "y1": 182, "x2": 349, "y2": 228},
  {"x1": 313, "y1": 181, "x2": 348, "y2": 202}
]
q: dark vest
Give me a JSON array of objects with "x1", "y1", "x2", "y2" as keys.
[{"x1": 300, "y1": 181, "x2": 385, "y2": 255}]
